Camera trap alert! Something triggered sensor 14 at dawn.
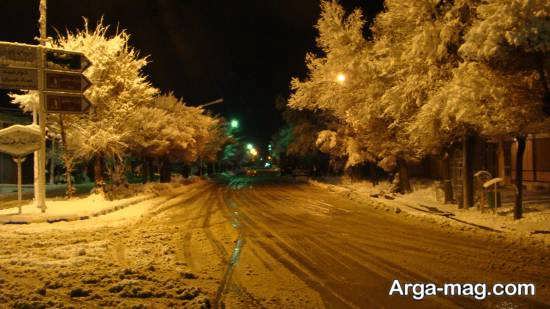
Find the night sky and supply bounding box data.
[0,0,384,146]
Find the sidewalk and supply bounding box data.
[0,193,155,224]
[0,180,204,224]
[0,183,95,210]
[310,178,550,244]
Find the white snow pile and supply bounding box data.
[310,177,550,245]
[0,181,200,224]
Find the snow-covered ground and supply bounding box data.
[0,193,152,224]
[310,177,550,246]
[0,182,195,224]
[0,183,95,210]
[0,177,547,307]
[0,180,216,307]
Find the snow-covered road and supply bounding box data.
[0,177,548,308]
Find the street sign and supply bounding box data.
[0,124,42,157]
[0,67,38,90]
[45,71,91,93]
[44,92,91,114]
[46,49,91,72]
[0,41,91,71]
[0,42,39,68]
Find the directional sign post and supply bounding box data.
[45,92,91,114]
[43,50,93,113]
[0,41,39,68]
[0,1,93,213]
[0,67,38,90]
[45,71,91,93]
[46,49,91,72]
[0,43,92,212]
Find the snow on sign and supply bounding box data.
[0,41,90,72]
[0,42,39,68]
[0,41,93,95]
[46,49,91,72]
[0,67,38,90]
[45,92,91,114]
[45,71,92,93]
[0,124,42,157]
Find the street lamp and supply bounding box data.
[336,73,346,84]
[246,143,254,150]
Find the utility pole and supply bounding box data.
[35,0,47,212]
[198,98,223,108]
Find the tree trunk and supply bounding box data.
[94,155,105,191]
[64,158,75,198]
[441,152,453,204]
[368,163,378,186]
[49,139,55,184]
[538,53,549,116]
[461,134,474,209]
[112,159,127,187]
[160,157,171,183]
[143,158,152,183]
[497,140,506,183]
[514,135,526,219]
[58,115,75,197]
[397,158,412,193]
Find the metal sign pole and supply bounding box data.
[35,0,47,212]
[12,156,26,214]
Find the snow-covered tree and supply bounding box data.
[128,93,226,182]
[54,19,158,189]
[289,1,431,192]
[413,0,549,216]
[288,1,377,166]
[10,19,158,192]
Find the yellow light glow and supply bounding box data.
[336,73,346,84]
[250,148,258,156]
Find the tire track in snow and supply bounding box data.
[211,187,264,309]
[230,189,359,308]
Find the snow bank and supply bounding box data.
[0,181,203,225]
[310,178,550,246]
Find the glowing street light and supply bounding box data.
[230,119,239,129]
[336,73,346,84]
[249,148,258,156]
[246,143,254,150]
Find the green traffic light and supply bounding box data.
[246,143,254,150]
[230,119,239,129]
